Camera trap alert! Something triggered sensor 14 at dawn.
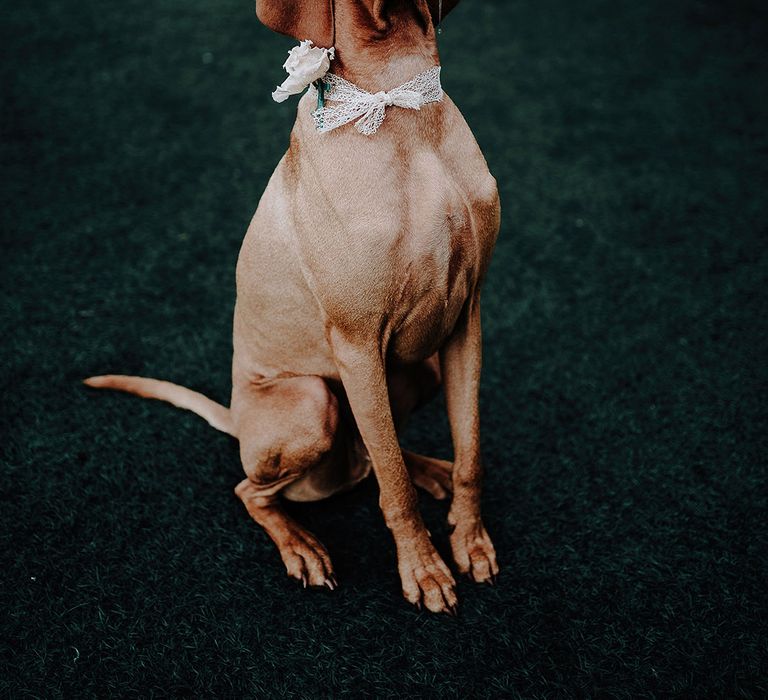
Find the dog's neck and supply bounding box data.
[330,0,440,91]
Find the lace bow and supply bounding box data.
[310,66,443,136]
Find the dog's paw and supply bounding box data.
[278,530,337,590]
[450,520,499,584]
[404,451,453,501]
[398,539,458,614]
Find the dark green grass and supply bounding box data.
[2,0,767,696]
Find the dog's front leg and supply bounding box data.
[330,330,458,614]
[440,291,500,584]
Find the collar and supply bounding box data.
[309,66,443,136]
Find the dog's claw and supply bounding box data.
[324,578,336,591]
[302,574,308,589]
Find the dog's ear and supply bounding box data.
[425,0,460,25]
[256,0,335,47]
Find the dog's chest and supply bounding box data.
[298,146,501,363]
[281,121,500,367]
[388,177,499,362]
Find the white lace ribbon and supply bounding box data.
[310,66,443,136]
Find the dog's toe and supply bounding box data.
[399,544,458,614]
[450,520,499,584]
[421,574,456,613]
[469,549,497,584]
[279,531,336,589]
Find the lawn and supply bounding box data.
[2,0,767,696]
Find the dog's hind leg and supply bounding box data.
[236,481,337,589]
[232,375,341,589]
[388,354,442,430]
[388,357,454,500]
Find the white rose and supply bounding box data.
[271,40,335,103]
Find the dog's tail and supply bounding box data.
[83,375,236,437]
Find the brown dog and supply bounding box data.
[85,0,500,614]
